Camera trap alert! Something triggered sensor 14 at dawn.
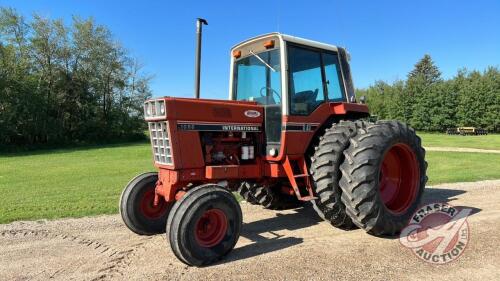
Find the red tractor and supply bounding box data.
[120,29,427,266]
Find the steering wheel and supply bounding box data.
[259,86,281,103]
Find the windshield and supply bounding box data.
[233,49,281,105]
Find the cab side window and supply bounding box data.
[323,53,345,101]
[288,46,325,115]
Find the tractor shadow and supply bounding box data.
[422,188,465,204]
[222,187,482,262]
[381,187,481,240]
[223,205,321,263]
[421,187,481,216]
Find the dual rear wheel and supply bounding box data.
[310,120,427,235]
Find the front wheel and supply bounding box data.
[120,172,172,235]
[339,121,427,236]
[166,184,242,266]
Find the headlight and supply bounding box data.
[158,101,165,115]
[144,99,166,119]
[144,102,152,116]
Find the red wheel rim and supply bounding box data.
[379,143,420,214]
[195,209,228,247]
[139,189,168,219]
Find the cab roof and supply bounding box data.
[231,32,339,53]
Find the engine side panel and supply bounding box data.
[152,97,265,170]
[164,97,263,124]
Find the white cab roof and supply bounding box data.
[231,32,339,52]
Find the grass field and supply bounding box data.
[1,134,500,224]
[419,132,500,150]
[425,151,500,185]
[0,143,153,224]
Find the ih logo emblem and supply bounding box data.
[244,110,261,118]
[399,202,471,264]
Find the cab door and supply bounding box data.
[287,44,347,116]
[287,44,327,116]
[262,50,283,156]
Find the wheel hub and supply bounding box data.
[379,143,420,214]
[140,189,168,219]
[195,209,228,247]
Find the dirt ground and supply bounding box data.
[1,180,499,281]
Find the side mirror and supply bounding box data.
[360,95,367,104]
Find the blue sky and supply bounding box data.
[2,0,499,99]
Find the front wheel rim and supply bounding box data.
[139,189,168,219]
[195,209,228,247]
[379,143,420,214]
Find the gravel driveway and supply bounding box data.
[1,180,499,281]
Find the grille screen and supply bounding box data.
[148,121,172,165]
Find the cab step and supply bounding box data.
[283,156,316,201]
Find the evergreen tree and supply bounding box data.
[355,57,498,133]
[482,67,500,132]
[406,54,443,130]
[407,54,442,86]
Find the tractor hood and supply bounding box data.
[144,97,264,126]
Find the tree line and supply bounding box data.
[356,54,499,132]
[1,7,498,151]
[0,8,152,148]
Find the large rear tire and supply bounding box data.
[166,184,242,266]
[339,121,427,236]
[309,120,367,229]
[120,172,172,235]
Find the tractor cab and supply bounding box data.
[229,33,357,157]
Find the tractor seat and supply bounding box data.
[291,89,319,114]
[292,90,318,104]
[253,95,278,105]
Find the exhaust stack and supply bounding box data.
[194,18,208,99]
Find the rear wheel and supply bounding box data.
[237,181,259,205]
[120,172,172,235]
[167,184,242,266]
[339,121,427,236]
[238,181,302,210]
[309,120,367,229]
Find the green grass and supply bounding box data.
[1,142,499,224]
[418,132,500,150]
[426,151,500,185]
[0,142,153,224]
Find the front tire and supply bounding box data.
[120,172,172,235]
[339,121,427,236]
[166,184,242,266]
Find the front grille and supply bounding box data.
[148,121,173,165]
